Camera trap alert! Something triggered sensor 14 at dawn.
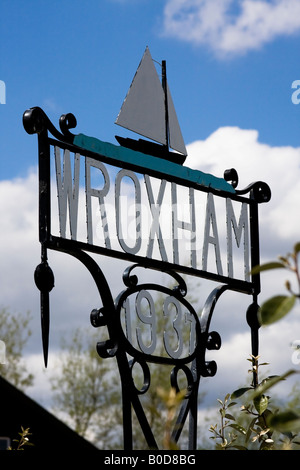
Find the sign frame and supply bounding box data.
[23,106,271,450]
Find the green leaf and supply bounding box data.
[260,375,280,386]
[294,242,300,254]
[259,295,296,325]
[267,411,300,433]
[253,394,268,415]
[245,417,257,443]
[227,401,237,408]
[259,439,274,450]
[257,409,273,429]
[231,387,252,399]
[225,413,235,421]
[229,423,247,435]
[251,262,286,275]
[248,370,297,401]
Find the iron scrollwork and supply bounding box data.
[90,264,222,449]
[23,107,271,449]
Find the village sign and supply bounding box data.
[23,47,271,450]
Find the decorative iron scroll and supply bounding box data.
[23,107,271,449]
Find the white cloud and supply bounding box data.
[0,171,40,313]
[0,169,128,351]
[186,126,300,257]
[162,0,300,57]
[199,304,300,409]
[185,127,300,405]
[43,98,64,115]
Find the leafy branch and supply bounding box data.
[8,426,34,450]
[252,242,300,325]
[209,393,247,450]
[210,356,300,450]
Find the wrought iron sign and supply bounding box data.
[23,47,271,450]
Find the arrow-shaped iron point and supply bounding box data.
[34,260,55,367]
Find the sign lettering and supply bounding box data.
[23,103,271,450]
[120,289,197,360]
[52,146,251,285]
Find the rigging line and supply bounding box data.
[152,57,164,79]
[161,60,170,150]
[152,58,162,66]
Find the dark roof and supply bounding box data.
[0,376,98,451]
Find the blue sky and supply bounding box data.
[1,0,299,180]
[1,0,300,438]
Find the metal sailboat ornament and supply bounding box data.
[115,47,187,164]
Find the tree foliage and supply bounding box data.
[209,359,300,450]
[49,327,122,448]
[252,242,300,325]
[0,307,34,390]
[49,286,204,449]
[208,242,300,450]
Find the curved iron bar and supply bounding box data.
[114,265,204,448]
[122,264,188,297]
[169,284,252,448]
[224,168,271,204]
[44,239,261,450]
[113,264,230,449]
[114,293,200,365]
[199,284,261,386]
[24,107,159,449]
[200,285,231,336]
[236,181,271,204]
[40,246,160,449]
[23,106,77,143]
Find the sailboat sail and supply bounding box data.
[166,84,187,156]
[115,47,187,156]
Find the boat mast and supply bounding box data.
[161,60,170,151]
[115,48,187,163]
